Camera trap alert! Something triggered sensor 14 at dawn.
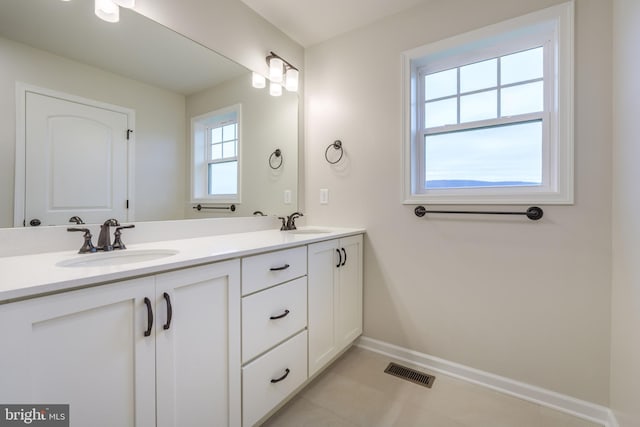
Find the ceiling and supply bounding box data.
[239,0,428,47]
[0,0,247,95]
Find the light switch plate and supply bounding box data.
[320,188,329,204]
[284,190,292,204]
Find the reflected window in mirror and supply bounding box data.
[192,104,242,203]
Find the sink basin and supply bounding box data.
[287,229,331,235]
[57,249,179,268]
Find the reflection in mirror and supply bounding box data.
[0,0,298,229]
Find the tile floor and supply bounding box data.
[261,346,602,427]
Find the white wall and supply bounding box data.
[611,0,640,425]
[0,37,186,228]
[305,0,612,404]
[185,74,299,218]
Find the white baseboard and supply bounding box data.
[356,336,619,427]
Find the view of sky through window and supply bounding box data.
[423,47,544,189]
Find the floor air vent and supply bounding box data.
[384,362,435,388]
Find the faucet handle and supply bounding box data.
[278,217,287,231]
[69,216,85,224]
[67,227,97,254]
[112,224,135,250]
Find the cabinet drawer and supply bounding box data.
[242,277,307,363]
[242,246,307,295]
[242,331,307,427]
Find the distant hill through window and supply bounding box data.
[426,180,540,189]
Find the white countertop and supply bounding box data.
[0,227,364,303]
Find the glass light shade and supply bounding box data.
[269,81,282,97]
[252,72,266,89]
[269,57,284,83]
[95,0,119,22]
[285,68,299,92]
[113,0,135,7]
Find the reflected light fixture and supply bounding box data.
[269,81,282,97]
[95,0,119,23]
[257,51,299,96]
[252,72,266,89]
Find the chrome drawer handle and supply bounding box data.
[269,309,290,320]
[269,264,290,271]
[270,368,290,383]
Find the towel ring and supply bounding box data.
[269,149,283,169]
[325,140,344,164]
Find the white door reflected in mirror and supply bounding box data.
[22,88,131,226]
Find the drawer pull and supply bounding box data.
[163,292,173,330]
[341,247,347,267]
[336,249,342,268]
[143,297,153,337]
[269,309,290,320]
[270,368,290,383]
[269,264,290,271]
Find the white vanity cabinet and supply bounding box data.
[308,234,364,377]
[0,260,241,427]
[241,247,309,427]
[154,261,241,427]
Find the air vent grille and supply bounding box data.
[384,362,435,388]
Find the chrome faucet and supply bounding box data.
[97,218,120,251]
[279,212,303,230]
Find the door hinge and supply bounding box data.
[126,129,134,140]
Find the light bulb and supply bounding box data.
[269,57,284,83]
[252,72,266,89]
[270,81,282,97]
[95,0,119,22]
[113,0,135,7]
[285,68,299,92]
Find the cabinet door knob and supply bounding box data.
[341,248,347,267]
[336,249,342,268]
[163,292,173,330]
[143,297,153,337]
[269,264,290,271]
[269,309,290,320]
[270,368,291,383]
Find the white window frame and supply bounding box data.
[191,104,242,204]
[402,1,574,205]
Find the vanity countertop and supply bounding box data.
[0,227,364,303]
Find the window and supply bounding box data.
[192,105,241,203]
[403,2,574,204]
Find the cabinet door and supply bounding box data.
[307,239,340,377]
[155,260,241,427]
[0,278,156,427]
[336,235,363,348]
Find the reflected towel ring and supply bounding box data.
[269,148,283,169]
[325,140,344,164]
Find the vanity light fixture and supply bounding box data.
[284,67,299,92]
[261,51,299,95]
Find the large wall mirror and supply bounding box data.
[0,0,298,228]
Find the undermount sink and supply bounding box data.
[57,249,179,268]
[287,228,331,235]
